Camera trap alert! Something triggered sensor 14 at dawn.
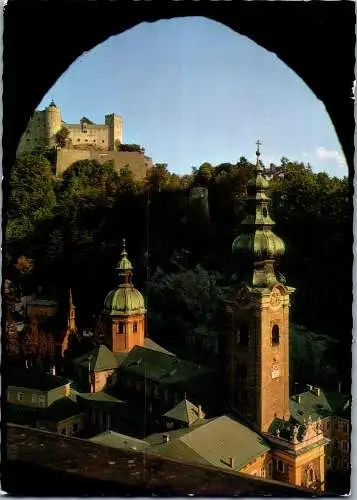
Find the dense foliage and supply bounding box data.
[4,151,352,389]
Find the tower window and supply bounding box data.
[133,322,138,333]
[262,207,268,217]
[237,323,249,346]
[276,459,285,473]
[118,323,124,334]
[272,324,280,345]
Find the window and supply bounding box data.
[118,323,124,334]
[333,439,339,449]
[260,467,265,478]
[262,207,268,217]
[77,138,80,141]
[31,394,37,403]
[341,440,349,452]
[332,456,338,467]
[38,395,46,407]
[17,392,24,402]
[61,428,67,435]
[238,324,249,346]
[327,457,332,467]
[102,140,105,143]
[308,468,314,483]
[267,460,273,478]
[133,322,138,333]
[326,420,330,431]
[342,422,348,434]
[272,324,280,345]
[276,459,285,473]
[343,458,349,471]
[72,423,78,433]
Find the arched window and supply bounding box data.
[272,324,280,345]
[309,468,314,483]
[238,323,249,346]
[118,323,124,334]
[262,207,268,217]
[133,322,138,333]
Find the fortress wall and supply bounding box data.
[56,149,152,180]
[66,124,110,149]
[17,111,48,154]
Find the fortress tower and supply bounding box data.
[105,113,123,150]
[45,100,62,147]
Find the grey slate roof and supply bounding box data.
[290,389,350,424]
[7,397,82,425]
[163,398,202,426]
[147,414,270,472]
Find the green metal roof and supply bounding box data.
[103,286,146,316]
[118,345,212,388]
[89,430,150,452]
[74,345,119,372]
[8,367,69,392]
[232,230,285,261]
[148,414,270,472]
[290,389,350,424]
[163,399,201,426]
[231,145,286,288]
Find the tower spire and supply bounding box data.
[116,237,133,286]
[232,141,285,287]
[68,288,76,330]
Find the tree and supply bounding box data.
[80,117,94,125]
[118,143,144,153]
[7,152,57,241]
[55,127,70,148]
[5,314,21,360]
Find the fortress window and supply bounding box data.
[272,324,280,345]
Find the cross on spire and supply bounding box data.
[122,238,127,256]
[256,139,262,157]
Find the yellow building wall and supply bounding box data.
[240,453,269,477]
[57,413,85,437]
[7,387,48,407]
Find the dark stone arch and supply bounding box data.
[3,1,354,178]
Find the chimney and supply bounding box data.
[163,434,169,444]
[198,404,204,420]
[229,457,234,468]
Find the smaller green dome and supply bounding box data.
[103,287,146,316]
[49,100,57,108]
[247,173,269,190]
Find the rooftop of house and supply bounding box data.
[7,397,81,426]
[89,430,150,452]
[147,414,270,472]
[8,367,70,392]
[163,398,203,426]
[290,388,350,424]
[74,344,119,372]
[118,345,213,389]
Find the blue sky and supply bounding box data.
[39,17,347,178]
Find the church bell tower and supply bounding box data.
[229,142,295,434]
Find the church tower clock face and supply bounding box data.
[236,286,251,308]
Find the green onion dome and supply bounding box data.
[232,230,285,260]
[103,239,146,316]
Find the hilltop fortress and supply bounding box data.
[17,101,152,179]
